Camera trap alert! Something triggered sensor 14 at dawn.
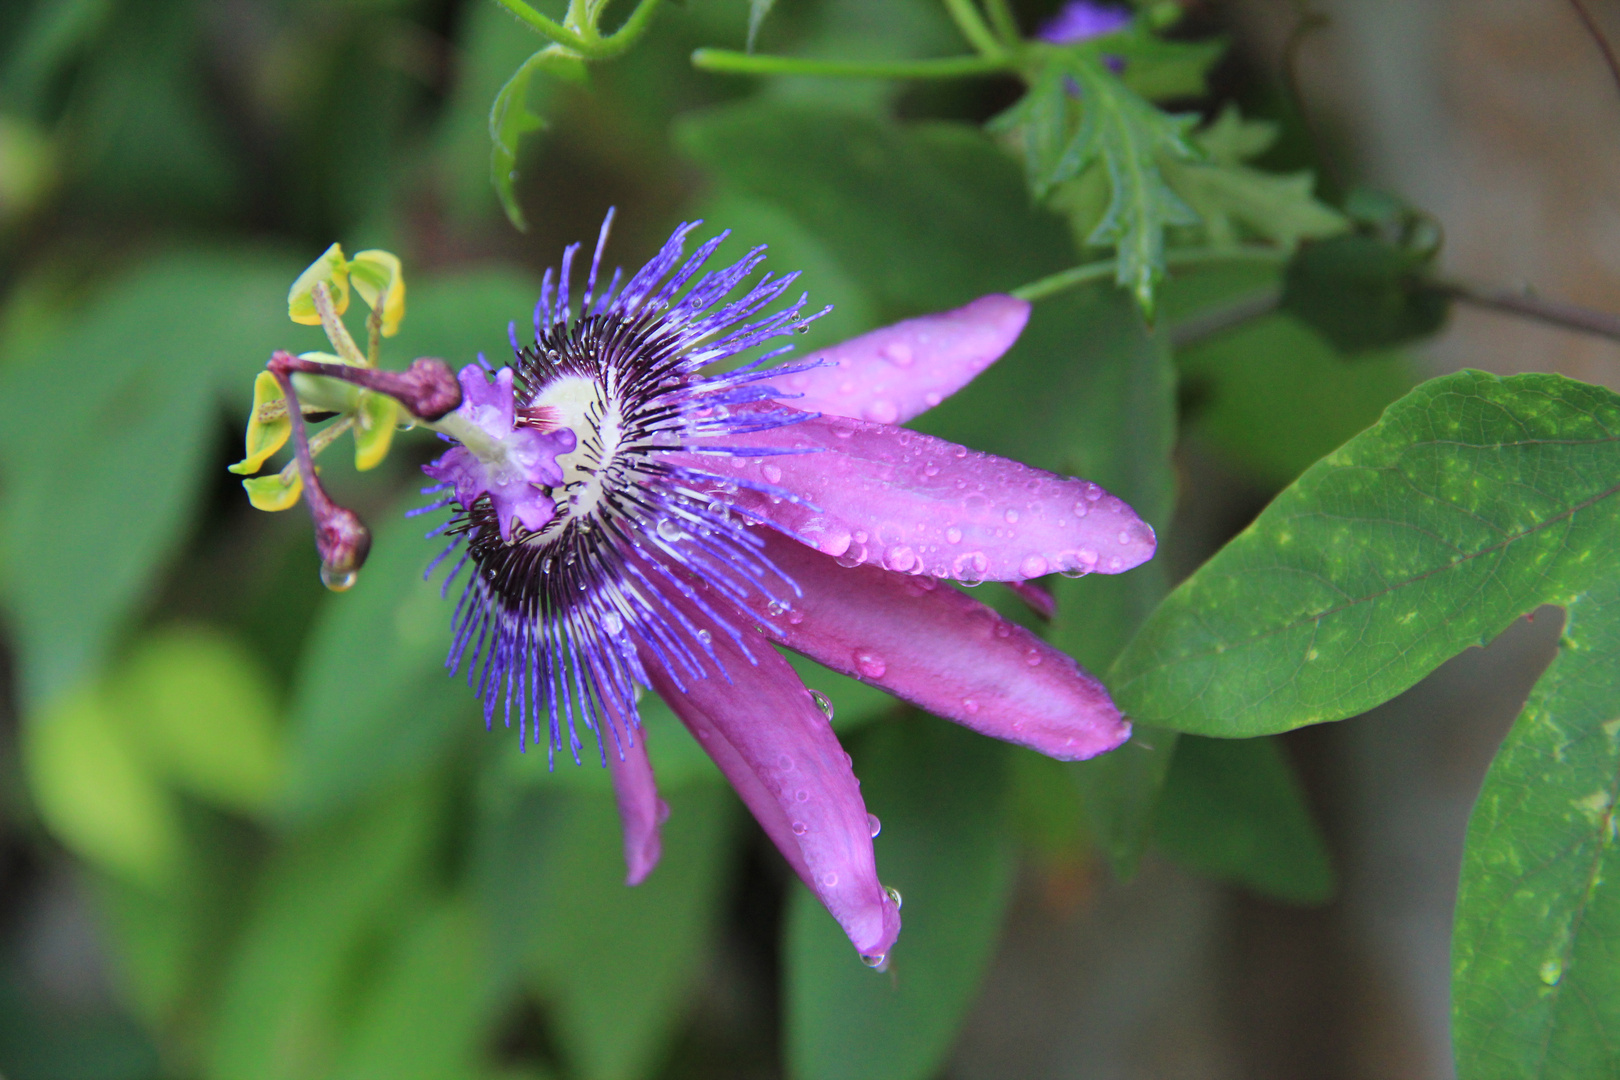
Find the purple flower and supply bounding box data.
[420,213,1155,964]
[1037,1,1133,44]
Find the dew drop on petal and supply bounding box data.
[807,689,835,722]
[763,463,783,483]
[993,621,1011,639]
[853,649,888,678]
[884,546,917,573]
[655,798,672,824]
[1118,531,1131,545]
[601,610,624,635]
[822,871,839,887]
[952,550,988,584]
[865,400,899,424]
[885,885,903,909]
[778,754,795,771]
[818,529,853,558]
[962,697,980,714]
[796,789,810,802]
[656,518,682,541]
[946,526,963,544]
[788,609,805,625]
[792,820,808,835]
[1026,649,1043,667]
[1085,484,1103,502]
[696,629,712,645]
[835,543,866,568]
[883,342,914,367]
[868,813,883,838]
[1005,509,1020,523]
[1020,554,1048,578]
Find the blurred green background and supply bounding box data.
[0,1,1599,1077]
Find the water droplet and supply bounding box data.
[321,565,357,591]
[1025,649,1043,667]
[796,323,810,334]
[860,952,887,969]
[788,609,805,625]
[1020,554,1048,578]
[885,885,903,909]
[1118,531,1131,545]
[923,391,942,407]
[656,798,671,824]
[808,689,835,722]
[884,546,917,573]
[818,529,853,558]
[796,788,810,802]
[853,649,888,678]
[763,463,783,483]
[993,621,1011,639]
[1005,509,1020,523]
[656,518,682,541]
[865,400,900,424]
[1072,500,1089,518]
[882,342,914,367]
[945,526,963,544]
[1085,485,1103,502]
[792,820,808,835]
[601,610,624,635]
[868,813,882,837]
[831,420,857,438]
[696,629,712,645]
[767,599,790,617]
[962,697,980,714]
[835,543,867,568]
[821,871,839,887]
[952,551,988,584]
[1541,958,1564,985]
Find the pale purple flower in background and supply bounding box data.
[415,213,1155,964]
[1037,0,1133,43]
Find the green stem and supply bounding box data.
[1010,245,1291,303]
[489,0,593,52]
[982,0,1021,45]
[691,48,1009,79]
[942,0,1005,58]
[594,0,664,58]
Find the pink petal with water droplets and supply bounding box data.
[767,295,1031,424]
[637,577,900,958]
[746,533,1130,761]
[683,412,1156,582]
[605,713,663,886]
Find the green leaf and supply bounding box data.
[480,784,735,1080]
[1454,579,1620,1079]
[23,686,184,890]
[119,625,286,815]
[328,897,501,1080]
[280,508,476,822]
[0,250,301,711]
[1160,107,1346,250]
[490,47,582,231]
[1152,735,1334,904]
[676,103,1073,317]
[1112,370,1620,738]
[1066,64,1199,314]
[1178,310,1417,489]
[207,774,441,1080]
[785,718,1016,1080]
[1281,234,1449,353]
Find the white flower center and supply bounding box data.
[532,374,626,525]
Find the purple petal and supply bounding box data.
[637,574,900,959]
[745,532,1130,761]
[767,295,1030,424]
[1037,1,1132,43]
[684,413,1156,582]
[606,714,664,886]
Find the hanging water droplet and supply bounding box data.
[807,689,834,722]
[321,565,357,592]
[885,885,903,909]
[860,952,888,969]
[868,813,882,838]
[1020,554,1048,579]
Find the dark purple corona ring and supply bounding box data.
[415,212,1155,962]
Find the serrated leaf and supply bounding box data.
[785,718,1016,1080]
[1110,34,1226,101]
[1453,578,1620,1079]
[1050,63,1198,314]
[1111,370,1620,738]
[1160,156,1346,249]
[986,65,1077,197]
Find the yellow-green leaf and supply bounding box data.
[243,468,302,512]
[227,370,290,475]
[348,250,406,338]
[119,626,285,814]
[288,243,350,326]
[23,687,184,889]
[353,390,398,472]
